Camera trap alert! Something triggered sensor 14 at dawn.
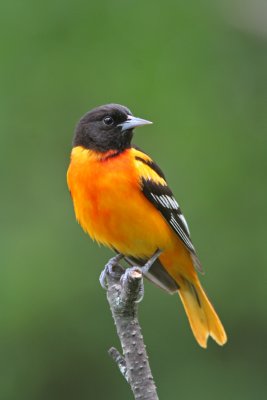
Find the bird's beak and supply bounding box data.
[119,115,153,132]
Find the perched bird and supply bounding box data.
[67,103,227,348]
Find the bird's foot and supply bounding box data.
[99,254,124,289]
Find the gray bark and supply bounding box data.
[105,263,159,400]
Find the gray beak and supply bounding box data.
[119,115,153,132]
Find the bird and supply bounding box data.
[67,103,227,348]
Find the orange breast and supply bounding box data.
[67,146,175,258]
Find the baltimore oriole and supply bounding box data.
[67,103,227,348]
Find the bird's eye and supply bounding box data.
[103,116,114,126]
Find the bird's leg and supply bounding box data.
[141,249,162,274]
[99,254,124,289]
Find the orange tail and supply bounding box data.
[178,277,227,348]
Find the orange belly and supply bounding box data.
[67,146,176,258]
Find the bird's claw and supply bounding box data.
[99,254,124,289]
[99,249,162,291]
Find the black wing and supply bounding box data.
[134,152,203,273]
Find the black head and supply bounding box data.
[73,103,152,152]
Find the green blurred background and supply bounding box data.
[1,0,267,399]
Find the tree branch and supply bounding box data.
[105,263,159,400]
